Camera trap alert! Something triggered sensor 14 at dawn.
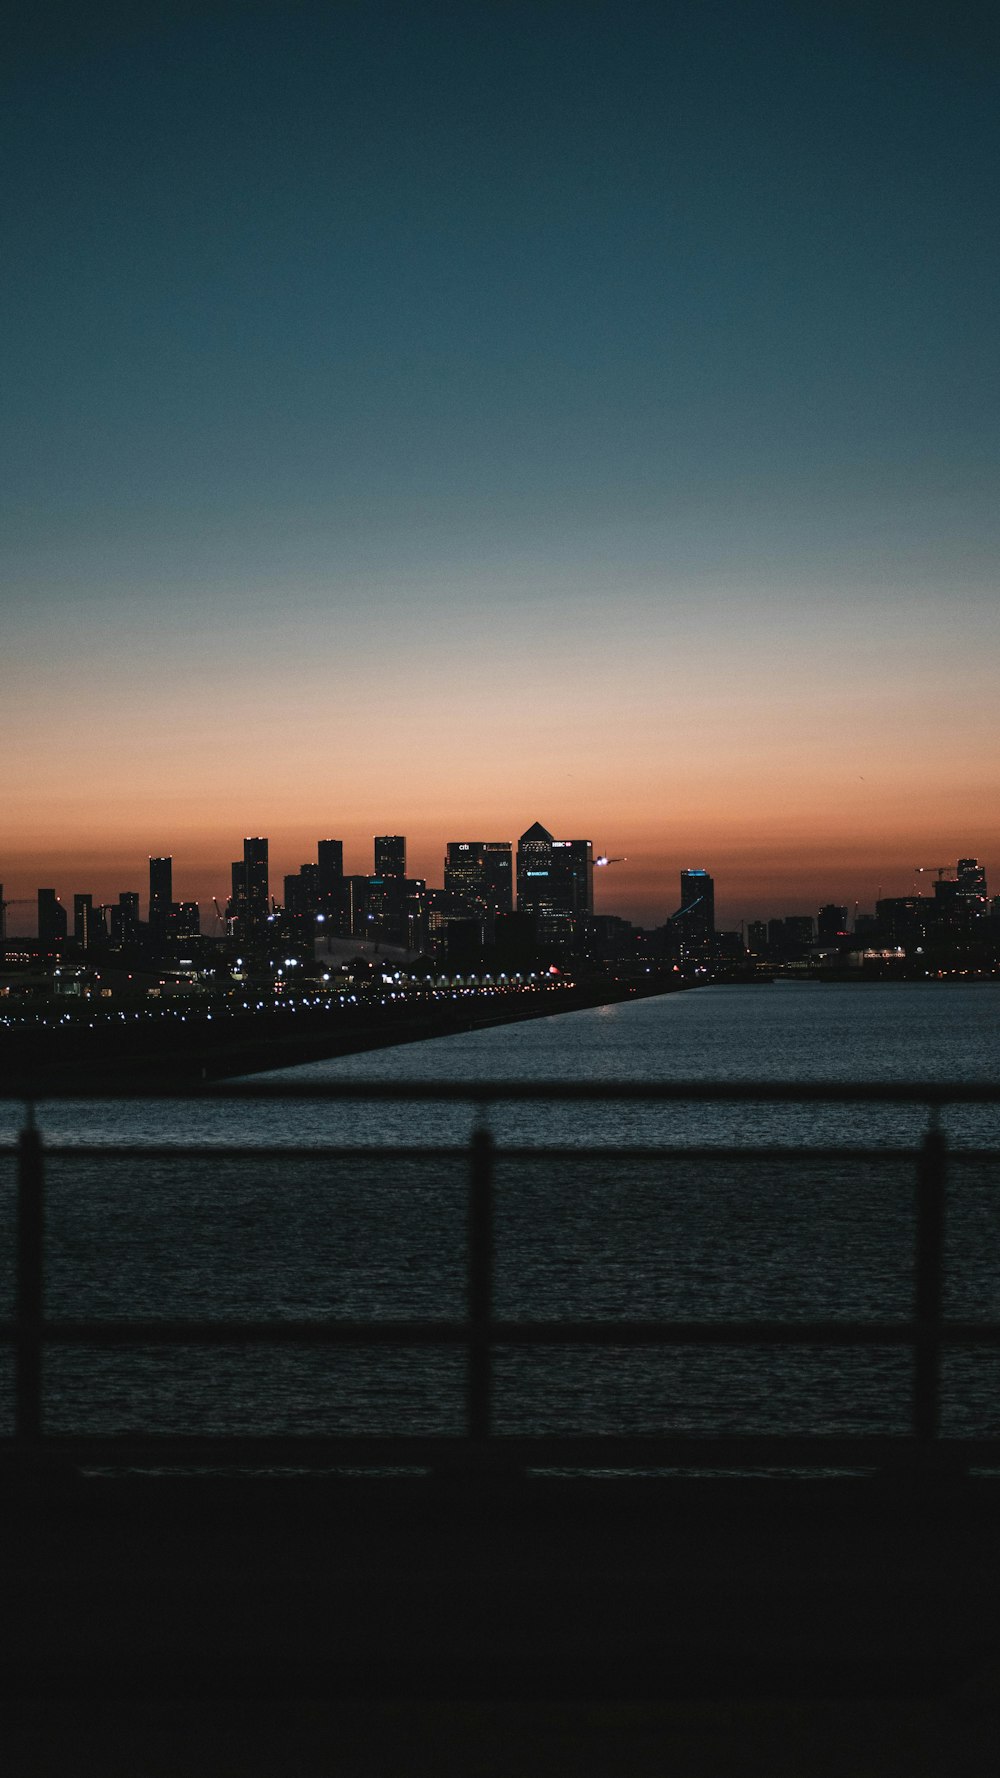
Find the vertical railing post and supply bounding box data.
[913,1117,946,1450]
[16,1106,45,1448]
[467,1123,494,1445]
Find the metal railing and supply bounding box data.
[2,1080,1000,1475]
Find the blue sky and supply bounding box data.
[3,1,998,921]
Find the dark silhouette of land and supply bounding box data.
[0,971,692,1093]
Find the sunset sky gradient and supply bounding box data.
[3,1,998,929]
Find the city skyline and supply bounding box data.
[3,4,998,920]
[1,820,993,938]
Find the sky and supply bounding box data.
[2,0,998,930]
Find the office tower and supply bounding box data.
[784,915,815,946]
[934,859,987,934]
[174,902,200,938]
[762,915,813,964]
[747,920,768,955]
[228,859,248,932]
[678,870,715,955]
[767,917,787,954]
[115,892,140,947]
[516,823,554,931]
[817,904,849,942]
[875,896,928,945]
[316,840,346,934]
[243,837,269,927]
[73,893,96,950]
[374,835,406,879]
[957,858,988,900]
[283,873,311,916]
[551,839,593,919]
[516,823,593,944]
[483,841,514,914]
[148,856,173,933]
[284,866,320,918]
[444,841,514,917]
[299,863,320,909]
[342,875,372,939]
[37,888,68,950]
[445,842,485,902]
[317,840,344,897]
[517,822,553,893]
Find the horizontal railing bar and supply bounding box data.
[0,1143,936,1163]
[934,1322,1000,1343]
[3,1317,1000,1348]
[5,1080,1000,1104]
[5,1433,1000,1467]
[0,1147,996,1176]
[936,1151,1000,1165]
[21,1319,469,1347]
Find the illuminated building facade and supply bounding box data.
[73,892,97,950]
[444,842,514,919]
[516,823,593,946]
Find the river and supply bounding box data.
[1,980,998,1451]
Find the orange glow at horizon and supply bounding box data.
[4,570,997,932]
[4,819,996,937]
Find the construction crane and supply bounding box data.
[594,855,627,867]
[212,897,228,934]
[914,865,954,881]
[0,897,35,943]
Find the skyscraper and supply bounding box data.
[957,858,988,900]
[677,870,715,956]
[243,837,269,929]
[113,892,140,948]
[317,840,344,897]
[483,841,514,914]
[37,888,67,950]
[817,904,849,942]
[73,892,96,950]
[444,841,514,918]
[283,865,319,918]
[516,823,593,945]
[550,839,593,922]
[374,835,406,879]
[316,839,346,934]
[228,859,248,934]
[148,855,172,936]
[174,902,200,938]
[299,863,320,909]
[516,822,555,919]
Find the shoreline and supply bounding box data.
[1,971,695,1097]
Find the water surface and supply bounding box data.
[1,982,998,1451]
